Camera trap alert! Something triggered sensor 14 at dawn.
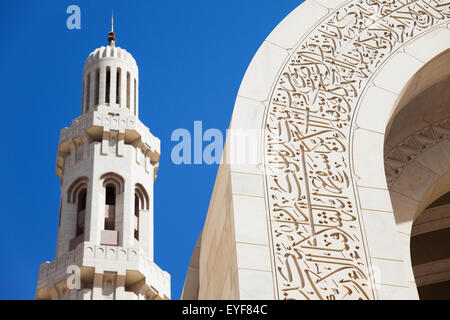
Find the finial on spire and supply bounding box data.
[108,11,116,46]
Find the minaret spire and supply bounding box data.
[108,11,116,46]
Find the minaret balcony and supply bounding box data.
[58,107,160,156]
[105,205,115,219]
[56,107,160,179]
[36,242,171,300]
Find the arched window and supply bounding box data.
[100,172,124,193]
[76,188,87,236]
[116,68,121,104]
[134,184,149,241]
[134,195,139,240]
[105,66,111,105]
[67,177,89,251]
[104,184,116,231]
[81,79,85,114]
[126,72,131,109]
[94,68,100,106]
[86,73,91,112]
[135,183,149,211]
[67,177,89,204]
[134,78,137,115]
[100,172,124,234]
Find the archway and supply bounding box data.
[185,0,450,300]
[383,69,450,299]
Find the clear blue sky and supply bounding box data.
[0,0,302,299]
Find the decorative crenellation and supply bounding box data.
[56,137,91,177]
[385,117,450,186]
[57,136,158,179]
[264,0,449,300]
[61,113,94,142]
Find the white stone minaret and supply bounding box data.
[36,17,170,300]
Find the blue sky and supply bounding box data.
[0,0,302,299]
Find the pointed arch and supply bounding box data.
[100,172,124,232]
[135,183,149,211]
[134,183,149,241]
[67,177,89,203]
[100,172,124,193]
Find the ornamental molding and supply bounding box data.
[385,117,450,187]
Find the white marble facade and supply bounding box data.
[182,0,450,300]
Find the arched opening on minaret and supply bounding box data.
[76,188,87,237]
[134,184,149,241]
[105,66,111,105]
[100,173,123,247]
[66,177,89,251]
[135,184,149,210]
[81,79,85,114]
[94,68,100,106]
[134,78,137,115]
[105,184,116,231]
[116,68,121,104]
[126,72,131,109]
[86,73,91,112]
[134,195,140,240]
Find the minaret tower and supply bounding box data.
[36,17,170,300]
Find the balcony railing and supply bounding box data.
[105,205,115,219]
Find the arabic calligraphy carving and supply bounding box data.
[264,0,449,300]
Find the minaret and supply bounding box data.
[35,17,170,300]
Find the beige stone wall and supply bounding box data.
[198,163,238,299]
[183,136,276,299]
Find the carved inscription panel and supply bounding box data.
[263,0,449,300]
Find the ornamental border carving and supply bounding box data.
[262,0,449,300]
